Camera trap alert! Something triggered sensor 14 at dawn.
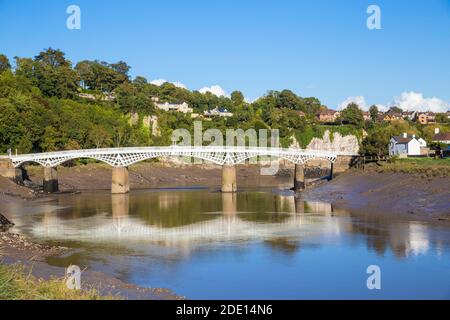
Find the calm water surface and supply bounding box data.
[5,188,450,299]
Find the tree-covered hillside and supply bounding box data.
[0,48,448,156]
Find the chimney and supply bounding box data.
[403,132,407,138]
[412,134,416,139]
[435,128,440,134]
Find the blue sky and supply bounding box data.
[1,0,449,111]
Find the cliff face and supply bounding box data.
[291,130,359,154]
[128,113,161,137]
[307,130,359,154]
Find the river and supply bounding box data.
[4,187,450,299]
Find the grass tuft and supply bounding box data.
[0,262,119,300]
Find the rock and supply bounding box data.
[290,130,359,154]
[307,130,360,154]
[0,213,14,231]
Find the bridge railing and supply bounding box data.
[8,145,356,159]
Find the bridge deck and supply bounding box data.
[7,146,356,168]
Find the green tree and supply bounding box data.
[300,97,322,115]
[339,103,365,127]
[15,48,78,98]
[278,89,300,110]
[0,54,11,73]
[76,60,130,93]
[88,125,112,148]
[230,91,244,106]
[34,48,71,68]
[369,105,379,122]
[133,76,148,87]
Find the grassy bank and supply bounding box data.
[371,158,450,177]
[0,263,117,300]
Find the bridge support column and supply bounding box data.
[112,166,130,194]
[221,165,237,193]
[294,164,305,191]
[43,167,59,193]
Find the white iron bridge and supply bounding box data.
[7,146,353,168]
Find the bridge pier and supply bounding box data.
[328,163,334,181]
[294,164,305,191]
[221,165,237,193]
[112,166,130,194]
[43,167,59,193]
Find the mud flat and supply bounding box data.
[23,162,293,191]
[0,230,183,300]
[302,169,450,225]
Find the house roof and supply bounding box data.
[385,113,402,118]
[318,109,337,116]
[433,132,450,141]
[392,134,422,144]
[392,136,412,144]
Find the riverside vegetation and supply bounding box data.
[0,262,117,300]
[371,158,450,177]
[0,48,449,156]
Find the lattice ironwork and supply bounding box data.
[9,146,349,168]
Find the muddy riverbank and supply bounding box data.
[302,169,450,225]
[23,162,293,191]
[0,230,183,300]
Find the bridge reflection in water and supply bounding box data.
[25,189,439,260]
[32,191,337,244]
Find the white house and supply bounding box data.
[155,102,193,114]
[204,107,233,118]
[389,133,427,157]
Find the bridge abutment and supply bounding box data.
[43,167,59,193]
[221,165,237,193]
[333,156,357,173]
[112,166,130,194]
[294,164,305,191]
[0,158,23,183]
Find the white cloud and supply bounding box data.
[393,91,450,113]
[199,85,228,97]
[150,79,187,89]
[337,91,449,112]
[172,81,187,89]
[338,96,367,110]
[150,79,166,86]
[337,96,386,111]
